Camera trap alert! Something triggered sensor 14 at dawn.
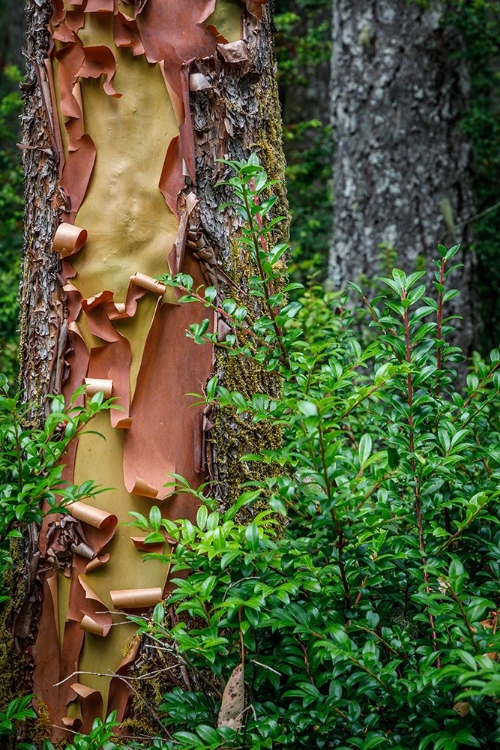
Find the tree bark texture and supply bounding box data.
[2,0,286,743]
[330,0,478,355]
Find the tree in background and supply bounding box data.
[329,0,478,356]
[0,0,25,72]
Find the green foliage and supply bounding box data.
[23,712,134,750]
[0,380,114,600]
[0,382,115,746]
[0,694,36,737]
[126,158,500,749]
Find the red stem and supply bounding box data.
[435,258,445,396]
[403,294,441,666]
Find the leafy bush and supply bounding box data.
[24,712,125,750]
[124,157,500,749]
[14,157,500,748]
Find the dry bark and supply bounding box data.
[330,0,478,356]
[19,0,65,409]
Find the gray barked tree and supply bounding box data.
[1,0,286,742]
[329,0,479,356]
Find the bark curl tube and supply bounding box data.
[29,0,267,739]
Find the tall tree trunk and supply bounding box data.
[329,0,478,356]
[0,0,286,743]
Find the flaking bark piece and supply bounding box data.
[217,663,245,730]
[85,0,120,12]
[80,45,121,98]
[244,0,267,20]
[51,0,65,25]
[135,0,217,65]
[217,41,248,64]
[60,132,96,220]
[114,12,145,56]
[65,10,86,33]
[69,683,104,734]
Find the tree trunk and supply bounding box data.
[329,0,478,356]
[1,0,286,743]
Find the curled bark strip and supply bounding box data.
[131,536,166,554]
[84,377,113,397]
[110,588,164,610]
[79,577,113,637]
[218,663,245,730]
[52,222,87,257]
[69,682,104,734]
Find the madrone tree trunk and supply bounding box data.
[330,0,478,356]
[0,0,286,743]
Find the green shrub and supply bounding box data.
[124,157,500,749]
[0,65,23,383]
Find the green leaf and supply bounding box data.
[245,523,260,551]
[448,558,467,593]
[453,729,480,747]
[358,434,372,466]
[196,505,208,529]
[149,505,162,532]
[152,602,164,624]
[297,401,318,417]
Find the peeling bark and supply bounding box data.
[4,1,287,742]
[330,0,478,355]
